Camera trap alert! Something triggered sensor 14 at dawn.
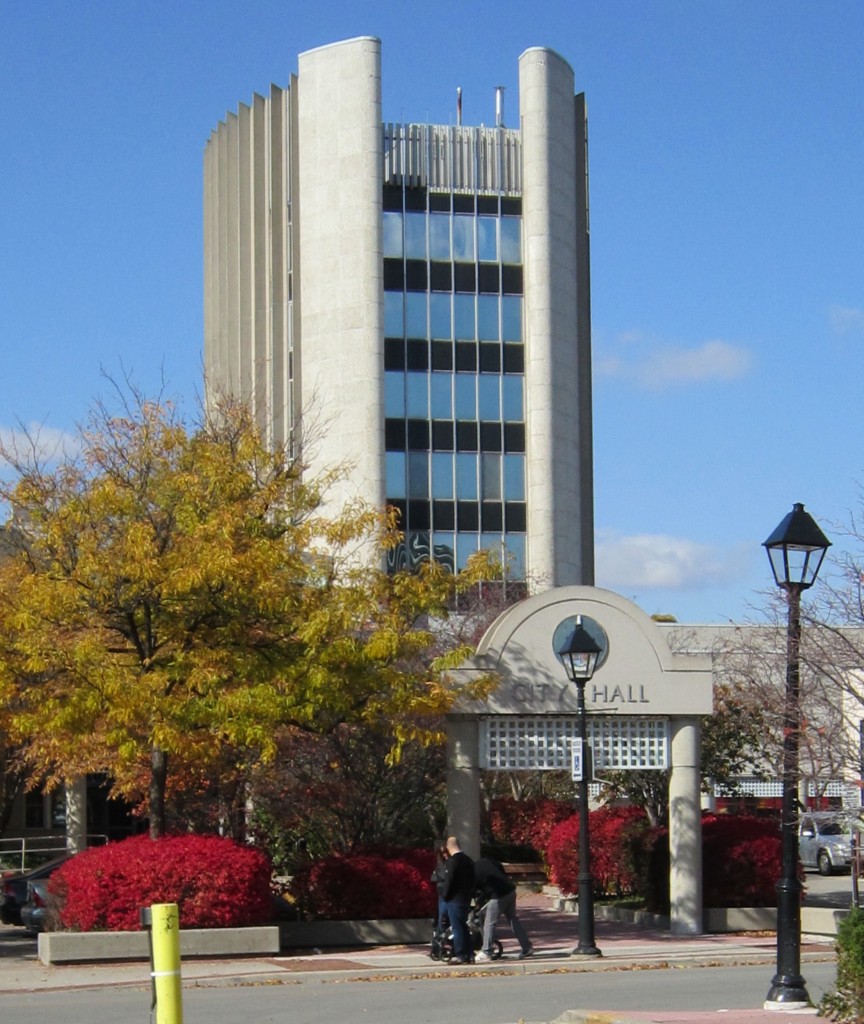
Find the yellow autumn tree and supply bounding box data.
[0,389,496,837]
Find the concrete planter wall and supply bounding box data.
[37,919,433,965]
[706,905,847,937]
[38,925,280,965]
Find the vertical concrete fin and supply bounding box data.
[519,48,593,588]
[296,37,385,524]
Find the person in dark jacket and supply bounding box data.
[430,844,450,933]
[441,836,475,963]
[473,856,533,961]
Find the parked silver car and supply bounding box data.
[799,813,854,875]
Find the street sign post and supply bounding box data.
[572,738,583,782]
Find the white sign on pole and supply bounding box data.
[571,738,584,782]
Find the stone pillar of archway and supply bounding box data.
[668,717,703,935]
[445,718,481,858]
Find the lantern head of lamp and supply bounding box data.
[763,502,831,591]
[558,616,602,684]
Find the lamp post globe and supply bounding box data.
[557,616,602,958]
[762,503,830,1009]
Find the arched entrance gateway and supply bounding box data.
[445,586,714,936]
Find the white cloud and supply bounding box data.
[0,423,79,466]
[829,305,864,336]
[596,336,752,391]
[595,530,746,590]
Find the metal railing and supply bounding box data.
[0,834,108,872]
[383,122,522,195]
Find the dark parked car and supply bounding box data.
[0,856,69,926]
[20,879,52,934]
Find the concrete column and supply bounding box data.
[668,717,703,935]
[445,718,481,859]
[519,48,593,588]
[65,777,88,855]
[297,37,385,525]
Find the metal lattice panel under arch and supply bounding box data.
[480,716,670,771]
[714,778,849,798]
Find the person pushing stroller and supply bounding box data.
[429,844,450,960]
[473,855,533,961]
[440,836,475,963]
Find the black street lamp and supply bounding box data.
[558,616,603,958]
[763,502,830,1008]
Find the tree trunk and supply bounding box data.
[149,747,168,839]
[0,754,25,834]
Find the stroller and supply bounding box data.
[429,898,504,961]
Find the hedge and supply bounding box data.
[630,813,784,912]
[288,848,437,920]
[486,797,574,856]
[49,833,273,931]
[700,814,783,907]
[546,806,647,898]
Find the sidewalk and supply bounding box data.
[0,892,835,1023]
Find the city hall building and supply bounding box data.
[203,36,594,587]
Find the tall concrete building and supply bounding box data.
[204,37,593,587]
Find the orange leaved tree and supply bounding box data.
[0,388,497,837]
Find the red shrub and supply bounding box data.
[50,834,273,931]
[487,797,573,853]
[546,806,647,897]
[629,823,669,914]
[289,849,436,920]
[701,814,782,908]
[630,813,784,911]
[546,816,580,895]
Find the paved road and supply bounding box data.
[803,868,858,908]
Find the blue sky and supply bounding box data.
[2,1,862,624]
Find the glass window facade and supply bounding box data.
[383,187,526,577]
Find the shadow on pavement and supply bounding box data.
[0,925,38,961]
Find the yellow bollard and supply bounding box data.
[150,902,183,1024]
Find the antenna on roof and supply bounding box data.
[456,86,462,126]
[495,86,505,127]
